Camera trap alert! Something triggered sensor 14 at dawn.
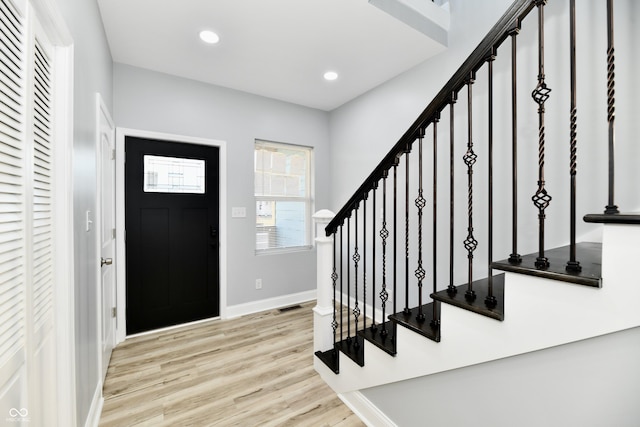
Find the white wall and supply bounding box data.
[52,0,113,423]
[113,64,331,307]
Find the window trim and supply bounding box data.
[254,139,314,255]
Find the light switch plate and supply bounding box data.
[232,207,247,218]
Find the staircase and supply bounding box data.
[313,0,639,425]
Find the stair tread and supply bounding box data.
[315,349,339,374]
[584,213,640,224]
[336,336,365,367]
[492,242,602,287]
[359,321,397,356]
[432,274,505,321]
[389,302,441,342]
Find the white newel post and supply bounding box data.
[313,209,335,353]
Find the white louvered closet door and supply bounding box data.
[0,0,58,423]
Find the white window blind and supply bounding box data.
[0,0,26,385]
[254,140,313,253]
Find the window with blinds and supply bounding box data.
[254,140,313,253]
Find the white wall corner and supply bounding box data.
[368,0,449,46]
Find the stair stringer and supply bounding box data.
[315,223,640,394]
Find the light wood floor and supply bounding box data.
[99,302,364,427]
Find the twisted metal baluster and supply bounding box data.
[566,0,582,272]
[415,128,427,322]
[431,115,440,327]
[448,92,458,295]
[379,171,390,339]
[509,25,522,265]
[353,205,361,350]
[486,49,498,308]
[604,0,619,215]
[463,73,478,302]
[531,0,552,269]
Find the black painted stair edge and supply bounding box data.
[492,242,602,288]
[432,274,505,321]
[359,321,397,356]
[389,302,441,342]
[584,213,640,224]
[315,348,339,374]
[336,336,365,367]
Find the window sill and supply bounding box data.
[255,245,314,256]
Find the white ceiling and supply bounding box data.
[97,0,447,111]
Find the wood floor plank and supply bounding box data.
[99,302,364,427]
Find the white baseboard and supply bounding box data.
[338,391,397,427]
[224,290,316,319]
[85,383,103,427]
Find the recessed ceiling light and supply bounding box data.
[199,30,220,44]
[323,71,338,81]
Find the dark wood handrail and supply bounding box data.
[326,0,537,236]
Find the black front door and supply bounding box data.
[125,136,219,334]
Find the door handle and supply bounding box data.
[101,257,113,267]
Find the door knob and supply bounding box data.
[101,257,113,267]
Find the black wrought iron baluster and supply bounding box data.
[486,49,497,308]
[431,115,440,327]
[331,233,339,357]
[393,155,400,317]
[566,0,582,272]
[448,93,457,295]
[339,224,344,343]
[371,183,378,333]
[531,0,552,269]
[604,0,619,215]
[509,24,522,265]
[404,145,411,316]
[415,128,427,322]
[353,205,361,350]
[363,194,368,333]
[346,214,352,345]
[380,171,390,338]
[463,72,478,302]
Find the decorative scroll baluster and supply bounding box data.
[566,0,582,272]
[404,146,411,316]
[346,215,352,345]
[415,128,427,322]
[509,25,522,265]
[339,224,344,343]
[531,0,552,269]
[463,73,478,302]
[379,171,390,338]
[448,93,457,295]
[331,233,339,356]
[486,49,498,308]
[431,115,440,327]
[352,205,361,350]
[604,0,619,215]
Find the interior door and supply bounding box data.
[98,97,116,381]
[125,136,220,334]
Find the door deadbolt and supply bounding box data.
[101,257,113,267]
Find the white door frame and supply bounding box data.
[115,128,228,344]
